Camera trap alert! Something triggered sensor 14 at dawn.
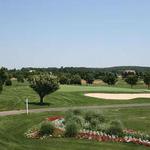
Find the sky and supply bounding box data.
[0,0,150,69]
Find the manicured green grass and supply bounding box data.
[0,107,150,150]
[0,81,150,111]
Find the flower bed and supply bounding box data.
[25,112,150,147]
[47,116,64,121]
[77,129,150,147]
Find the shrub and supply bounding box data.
[72,115,85,129]
[5,79,12,86]
[84,111,105,130]
[64,110,74,122]
[65,121,78,137]
[40,121,55,135]
[106,120,123,136]
[84,111,105,123]
[89,118,101,130]
[97,123,111,132]
[65,111,85,129]
[72,109,83,115]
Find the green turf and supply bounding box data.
[0,107,150,150]
[0,81,150,111]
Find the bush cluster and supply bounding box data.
[5,79,12,86]
[106,120,124,136]
[64,110,124,137]
[40,121,55,135]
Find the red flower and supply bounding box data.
[47,116,63,121]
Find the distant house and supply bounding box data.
[122,70,136,78]
[124,70,136,74]
[29,70,35,73]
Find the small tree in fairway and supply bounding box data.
[0,67,8,85]
[0,82,2,94]
[84,73,95,84]
[102,73,118,86]
[29,74,59,105]
[143,72,150,89]
[125,75,138,88]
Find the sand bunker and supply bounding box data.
[84,93,150,100]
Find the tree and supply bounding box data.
[59,74,70,85]
[0,67,8,85]
[70,74,81,85]
[0,82,2,94]
[125,75,138,88]
[16,74,24,83]
[29,74,59,104]
[84,73,95,84]
[102,73,118,85]
[5,79,12,86]
[143,72,150,89]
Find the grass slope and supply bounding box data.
[0,107,150,150]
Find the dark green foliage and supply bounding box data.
[84,111,105,130]
[29,74,59,104]
[0,82,2,93]
[5,79,12,86]
[0,67,8,85]
[72,109,83,116]
[16,74,24,83]
[65,110,84,129]
[102,73,118,85]
[70,74,81,85]
[106,120,123,136]
[85,111,105,123]
[59,74,70,84]
[125,75,138,88]
[143,72,150,89]
[40,121,55,135]
[84,73,95,84]
[65,121,78,137]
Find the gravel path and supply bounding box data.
[0,103,150,116]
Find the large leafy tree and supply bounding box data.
[70,74,81,85]
[84,73,95,84]
[143,72,150,89]
[125,75,138,88]
[0,67,8,85]
[102,73,118,85]
[59,74,70,85]
[0,82,2,94]
[29,74,59,104]
[0,67,9,93]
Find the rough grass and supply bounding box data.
[0,107,150,150]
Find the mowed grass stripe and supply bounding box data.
[0,83,150,111]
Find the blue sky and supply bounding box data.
[0,0,150,69]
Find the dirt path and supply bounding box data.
[0,103,150,116]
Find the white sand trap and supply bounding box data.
[85,93,150,100]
